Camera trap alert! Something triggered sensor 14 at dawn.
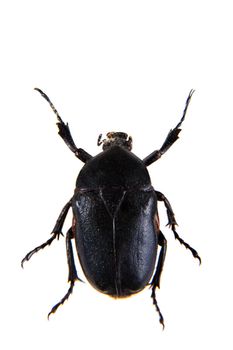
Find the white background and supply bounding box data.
[1,0,232,349]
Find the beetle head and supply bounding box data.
[97,132,132,151]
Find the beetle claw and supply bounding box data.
[166,217,178,227]
[54,231,64,240]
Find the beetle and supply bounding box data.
[22,88,201,328]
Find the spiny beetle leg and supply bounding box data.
[21,199,72,268]
[151,287,165,329]
[66,228,83,284]
[51,199,72,234]
[48,228,81,318]
[156,191,177,226]
[150,231,167,329]
[21,231,62,268]
[150,231,167,290]
[156,190,201,264]
[48,280,75,319]
[171,225,201,264]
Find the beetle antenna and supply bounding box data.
[175,89,195,129]
[34,88,63,123]
[97,133,103,146]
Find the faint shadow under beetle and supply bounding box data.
[22,88,201,328]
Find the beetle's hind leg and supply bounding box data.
[48,227,82,318]
[150,230,167,329]
[156,190,201,264]
[21,199,72,267]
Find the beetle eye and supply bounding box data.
[127,136,133,151]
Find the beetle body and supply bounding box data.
[22,89,200,327]
[74,145,157,297]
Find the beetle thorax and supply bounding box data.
[98,132,133,151]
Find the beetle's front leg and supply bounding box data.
[21,199,72,267]
[48,227,82,318]
[34,88,92,163]
[156,190,201,264]
[143,90,194,167]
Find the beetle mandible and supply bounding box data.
[22,88,201,328]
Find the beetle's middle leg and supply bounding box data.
[47,227,81,318]
[21,199,72,267]
[150,230,167,329]
[156,190,201,264]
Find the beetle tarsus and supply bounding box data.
[21,199,73,268]
[34,87,92,163]
[143,90,195,167]
[149,231,166,328]
[48,280,75,319]
[151,287,165,329]
[172,226,201,264]
[21,231,62,268]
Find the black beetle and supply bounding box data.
[22,89,201,328]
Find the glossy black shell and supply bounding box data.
[72,145,158,297]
